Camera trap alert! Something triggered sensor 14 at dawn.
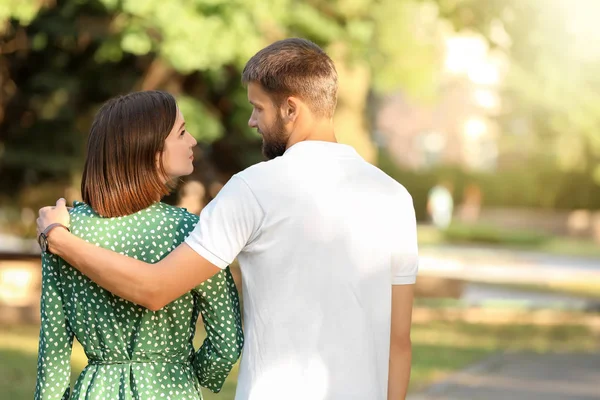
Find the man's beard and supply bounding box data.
[259,114,288,160]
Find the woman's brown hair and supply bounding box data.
[81,91,177,217]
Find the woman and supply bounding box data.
[34,91,243,399]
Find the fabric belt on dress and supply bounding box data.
[88,359,191,367]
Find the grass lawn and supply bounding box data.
[2,320,598,399]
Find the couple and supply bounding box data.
[36,38,419,400]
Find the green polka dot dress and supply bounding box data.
[34,201,244,399]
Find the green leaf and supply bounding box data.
[0,1,42,26]
[121,29,152,55]
[176,96,224,143]
[94,40,124,63]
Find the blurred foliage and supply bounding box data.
[379,151,600,220]
[3,0,600,219]
[442,223,550,247]
[438,0,600,183]
[0,0,443,214]
[418,224,600,258]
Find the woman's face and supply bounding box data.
[161,109,197,181]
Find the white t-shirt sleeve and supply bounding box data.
[392,192,419,285]
[185,175,263,269]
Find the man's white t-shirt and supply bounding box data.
[186,141,418,400]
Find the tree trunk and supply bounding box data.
[329,43,377,164]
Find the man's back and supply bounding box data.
[202,141,418,400]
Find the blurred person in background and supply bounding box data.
[34,91,243,399]
[37,38,418,400]
[458,183,483,224]
[427,181,454,230]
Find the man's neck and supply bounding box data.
[287,118,336,149]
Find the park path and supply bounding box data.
[408,352,600,400]
[419,245,600,286]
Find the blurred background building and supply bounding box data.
[378,32,505,172]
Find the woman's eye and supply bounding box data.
[180,130,186,137]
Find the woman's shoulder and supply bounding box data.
[152,203,199,236]
[69,201,98,219]
[68,201,199,230]
[69,201,196,217]
[155,202,199,223]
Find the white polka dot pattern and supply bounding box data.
[34,201,244,399]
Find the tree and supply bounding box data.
[0,0,443,216]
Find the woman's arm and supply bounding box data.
[47,228,221,310]
[34,254,74,400]
[192,267,244,392]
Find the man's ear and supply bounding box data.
[282,96,300,122]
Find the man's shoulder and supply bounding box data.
[240,157,285,175]
[233,157,287,187]
[361,162,413,200]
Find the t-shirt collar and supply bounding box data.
[283,140,359,158]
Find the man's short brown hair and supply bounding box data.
[242,38,338,118]
[81,91,176,217]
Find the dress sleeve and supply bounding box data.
[34,254,74,400]
[192,266,244,392]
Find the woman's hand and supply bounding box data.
[37,198,71,236]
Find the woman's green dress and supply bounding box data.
[34,202,243,399]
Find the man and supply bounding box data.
[38,38,418,400]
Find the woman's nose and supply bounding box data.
[189,133,198,147]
